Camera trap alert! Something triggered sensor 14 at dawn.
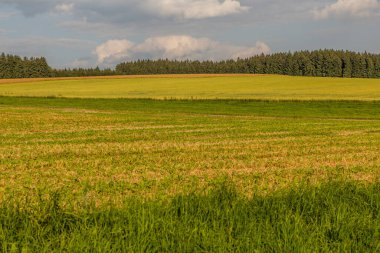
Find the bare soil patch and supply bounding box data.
[0,74,265,85]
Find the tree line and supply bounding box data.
[0,53,114,79]
[1,49,380,78]
[116,50,380,78]
[0,53,51,78]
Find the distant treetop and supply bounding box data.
[1,49,380,79]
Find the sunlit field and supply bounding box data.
[1,76,380,251]
[0,74,380,100]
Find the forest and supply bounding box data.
[1,49,380,78]
[0,53,51,78]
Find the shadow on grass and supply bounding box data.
[1,181,380,252]
[2,96,380,120]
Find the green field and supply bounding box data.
[0,75,380,100]
[1,76,380,251]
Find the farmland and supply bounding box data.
[1,75,380,251]
[0,75,380,100]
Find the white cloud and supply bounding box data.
[95,35,270,65]
[54,3,74,14]
[314,0,380,19]
[143,0,248,19]
[232,42,271,59]
[134,36,215,59]
[95,39,135,63]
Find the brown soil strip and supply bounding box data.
[0,74,267,84]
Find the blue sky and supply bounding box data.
[1,0,379,68]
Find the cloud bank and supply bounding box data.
[143,0,248,19]
[54,3,74,14]
[1,0,380,68]
[1,0,247,19]
[95,35,270,65]
[314,0,380,19]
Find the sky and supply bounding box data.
[0,0,380,69]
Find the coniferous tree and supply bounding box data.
[2,50,380,79]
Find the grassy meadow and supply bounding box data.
[1,75,380,251]
[0,74,380,100]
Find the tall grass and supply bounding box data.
[1,181,379,252]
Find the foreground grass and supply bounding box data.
[1,181,379,252]
[1,97,379,251]
[0,75,380,100]
[1,97,379,204]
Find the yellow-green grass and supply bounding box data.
[1,97,379,207]
[0,75,380,100]
[1,97,380,251]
